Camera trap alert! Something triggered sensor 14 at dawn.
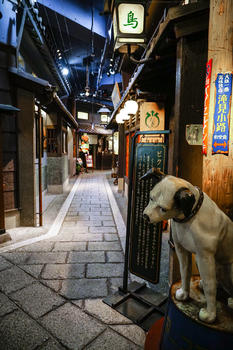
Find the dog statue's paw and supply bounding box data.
[175,288,189,301]
[199,308,216,323]
[228,298,233,309]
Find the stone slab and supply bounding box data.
[52,242,86,251]
[0,292,18,316]
[15,242,54,252]
[89,227,117,233]
[91,215,113,220]
[20,264,43,278]
[72,234,103,242]
[48,233,74,241]
[2,252,67,265]
[0,266,34,294]
[104,234,119,241]
[60,279,108,299]
[87,263,124,278]
[110,325,146,348]
[0,256,13,271]
[11,282,65,318]
[106,251,124,263]
[76,220,102,227]
[42,264,85,279]
[38,338,66,350]
[84,299,132,324]
[61,224,89,233]
[0,309,50,349]
[103,220,115,226]
[85,329,141,350]
[41,280,62,293]
[68,251,105,263]
[88,242,121,251]
[40,303,106,349]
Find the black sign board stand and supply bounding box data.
[103,131,170,331]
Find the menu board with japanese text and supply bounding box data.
[129,143,166,283]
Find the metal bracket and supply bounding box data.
[103,281,168,331]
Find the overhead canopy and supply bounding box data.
[8,67,78,129]
[0,104,20,113]
[78,123,112,135]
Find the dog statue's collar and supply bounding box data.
[173,187,204,223]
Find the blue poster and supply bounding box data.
[212,73,232,155]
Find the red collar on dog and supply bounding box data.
[173,187,204,223]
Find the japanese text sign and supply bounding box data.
[212,73,232,155]
[118,3,144,35]
[129,143,166,283]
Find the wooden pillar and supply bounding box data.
[118,124,125,192]
[0,117,5,234]
[203,0,233,219]
[17,89,36,226]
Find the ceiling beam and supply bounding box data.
[37,0,107,38]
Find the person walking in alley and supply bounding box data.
[79,148,88,173]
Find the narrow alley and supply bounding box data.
[0,172,146,349]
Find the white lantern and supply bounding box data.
[124,100,138,115]
[116,113,125,124]
[119,108,130,120]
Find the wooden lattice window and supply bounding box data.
[47,127,58,156]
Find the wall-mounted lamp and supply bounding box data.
[112,0,146,53]
[98,106,111,125]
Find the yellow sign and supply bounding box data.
[140,102,165,131]
[140,102,165,142]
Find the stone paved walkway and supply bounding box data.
[0,172,146,349]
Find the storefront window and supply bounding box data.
[47,127,58,156]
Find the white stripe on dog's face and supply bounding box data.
[143,176,186,223]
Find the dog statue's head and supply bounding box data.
[142,168,196,224]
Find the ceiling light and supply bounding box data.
[62,67,69,76]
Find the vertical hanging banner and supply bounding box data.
[129,143,166,284]
[212,73,232,155]
[202,59,212,155]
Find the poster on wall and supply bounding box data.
[86,155,93,168]
[212,73,232,155]
[140,102,165,143]
[202,58,212,155]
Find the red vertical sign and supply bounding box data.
[202,59,213,155]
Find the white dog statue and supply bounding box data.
[142,168,233,324]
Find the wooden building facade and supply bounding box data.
[0,1,78,233]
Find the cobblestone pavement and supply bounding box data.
[0,172,146,349]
